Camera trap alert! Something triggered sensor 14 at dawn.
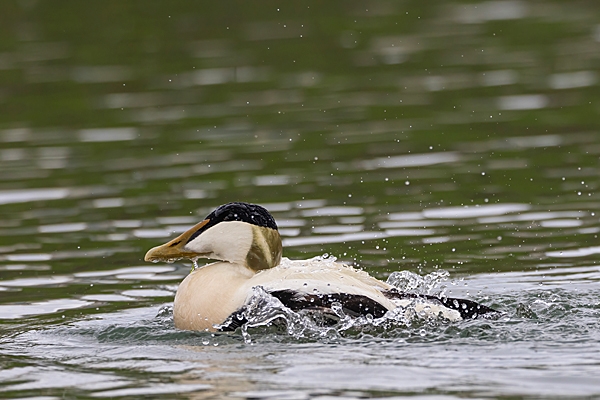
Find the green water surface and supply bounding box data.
[1,1,600,398]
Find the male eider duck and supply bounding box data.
[145,202,497,332]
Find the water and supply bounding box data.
[1,0,600,398]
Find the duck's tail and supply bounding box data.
[381,288,501,320]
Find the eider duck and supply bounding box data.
[144,202,497,332]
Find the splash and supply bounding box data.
[232,286,386,343]
[222,256,466,343]
[229,287,466,343]
[386,269,450,296]
[276,254,339,270]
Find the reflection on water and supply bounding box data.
[2,0,600,398]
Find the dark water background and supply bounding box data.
[1,1,600,398]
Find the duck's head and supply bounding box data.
[144,202,282,271]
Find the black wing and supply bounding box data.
[218,289,389,331]
[269,289,389,318]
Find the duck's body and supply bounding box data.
[145,202,497,332]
